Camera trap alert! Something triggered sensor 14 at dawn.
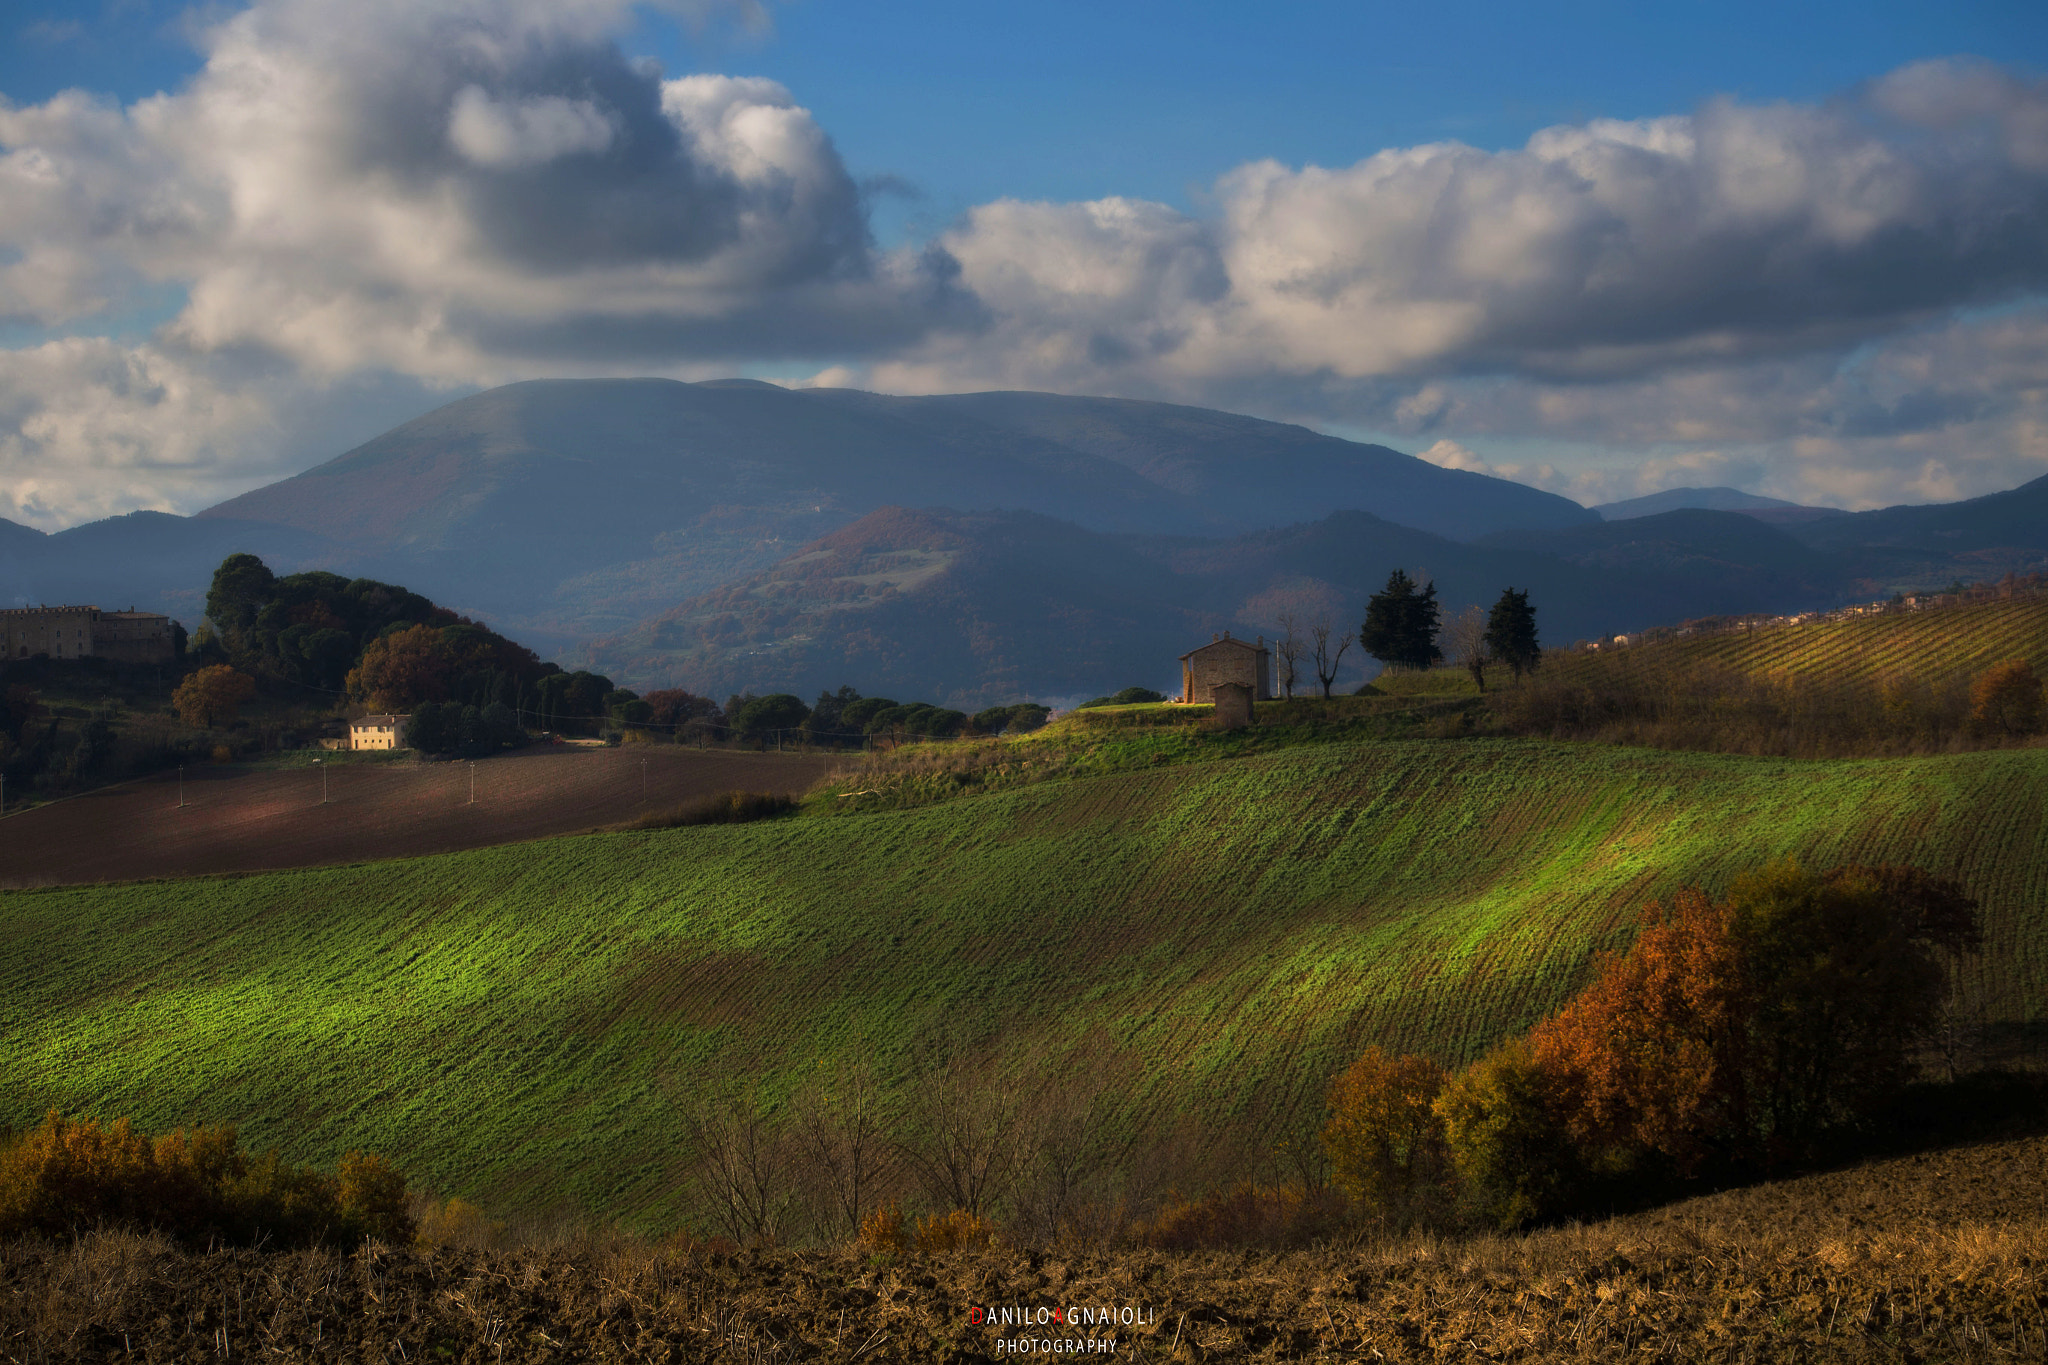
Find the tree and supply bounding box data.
[347,624,455,712]
[172,665,258,728]
[1274,611,1305,700]
[1359,570,1441,671]
[1727,862,1978,1149]
[1531,862,1980,1169]
[1307,616,1354,698]
[1970,659,2044,735]
[731,693,811,746]
[1446,605,1490,693]
[204,553,277,658]
[1529,888,1750,1174]
[1484,588,1541,682]
[1434,1039,1580,1230]
[792,1050,893,1241]
[1320,1047,1450,1225]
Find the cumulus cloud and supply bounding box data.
[1,0,947,383]
[5,14,2048,524]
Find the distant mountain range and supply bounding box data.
[4,379,2046,702]
[1594,486,1849,527]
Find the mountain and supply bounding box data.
[192,379,1594,645]
[1595,486,1849,527]
[586,505,1868,704]
[1784,472,2048,589]
[3,511,333,621]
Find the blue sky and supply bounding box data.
[3,0,2048,526]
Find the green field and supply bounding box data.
[3,736,2044,1229]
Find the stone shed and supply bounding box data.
[1178,631,1273,704]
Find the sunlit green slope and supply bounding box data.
[2,738,2042,1226]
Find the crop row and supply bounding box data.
[0,738,2041,1228]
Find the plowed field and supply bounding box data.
[0,746,835,887]
[3,738,2041,1230]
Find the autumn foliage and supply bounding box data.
[1329,861,1981,1229]
[171,664,258,728]
[0,1111,413,1248]
[1970,658,2045,734]
[1320,1047,1450,1224]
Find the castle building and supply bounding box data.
[1178,631,1274,704]
[1,605,175,663]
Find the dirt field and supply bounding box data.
[0,745,839,888]
[4,1133,2045,1361]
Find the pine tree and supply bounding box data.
[1359,570,1442,670]
[1484,588,1541,682]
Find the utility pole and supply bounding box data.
[314,758,327,803]
[178,765,185,809]
[640,757,647,802]
[469,761,476,804]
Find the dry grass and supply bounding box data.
[7,1135,2046,1360]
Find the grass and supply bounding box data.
[2,736,2042,1231]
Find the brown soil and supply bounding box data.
[6,1134,2046,1361]
[0,745,838,888]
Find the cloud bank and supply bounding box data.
[2,0,2047,526]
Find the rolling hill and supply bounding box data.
[1,732,2039,1227]
[585,505,1883,702]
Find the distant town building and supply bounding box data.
[1,605,175,663]
[1179,631,1273,703]
[349,715,411,751]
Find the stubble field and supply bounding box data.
[0,744,835,888]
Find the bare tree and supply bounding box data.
[1274,611,1306,701]
[688,1089,794,1246]
[792,1049,893,1241]
[1309,616,1354,698]
[896,1053,1040,1219]
[1447,604,1490,693]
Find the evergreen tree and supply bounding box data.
[1359,570,1442,670]
[1484,588,1542,682]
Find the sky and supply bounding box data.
[3,0,2048,529]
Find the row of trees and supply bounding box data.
[1320,862,1979,1229]
[1267,576,1543,698]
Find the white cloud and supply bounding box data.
[5,15,2048,525]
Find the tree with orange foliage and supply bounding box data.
[171,664,258,728]
[1970,659,2044,734]
[1530,887,1750,1174]
[1531,862,1979,1171]
[1320,1046,1451,1224]
[346,623,455,711]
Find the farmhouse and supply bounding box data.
[1178,631,1273,704]
[1,605,175,663]
[349,714,411,751]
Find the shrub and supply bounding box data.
[1137,1183,1344,1251]
[627,790,796,830]
[857,1200,908,1255]
[1320,1047,1451,1225]
[0,1111,410,1249]
[414,1195,502,1250]
[1077,687,1166,709]
[914,1207,998,1253]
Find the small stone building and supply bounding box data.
[1178,631,1273,704]
[1210,680,1256,729]
[349,715,411,751]
[1,605,174,663]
